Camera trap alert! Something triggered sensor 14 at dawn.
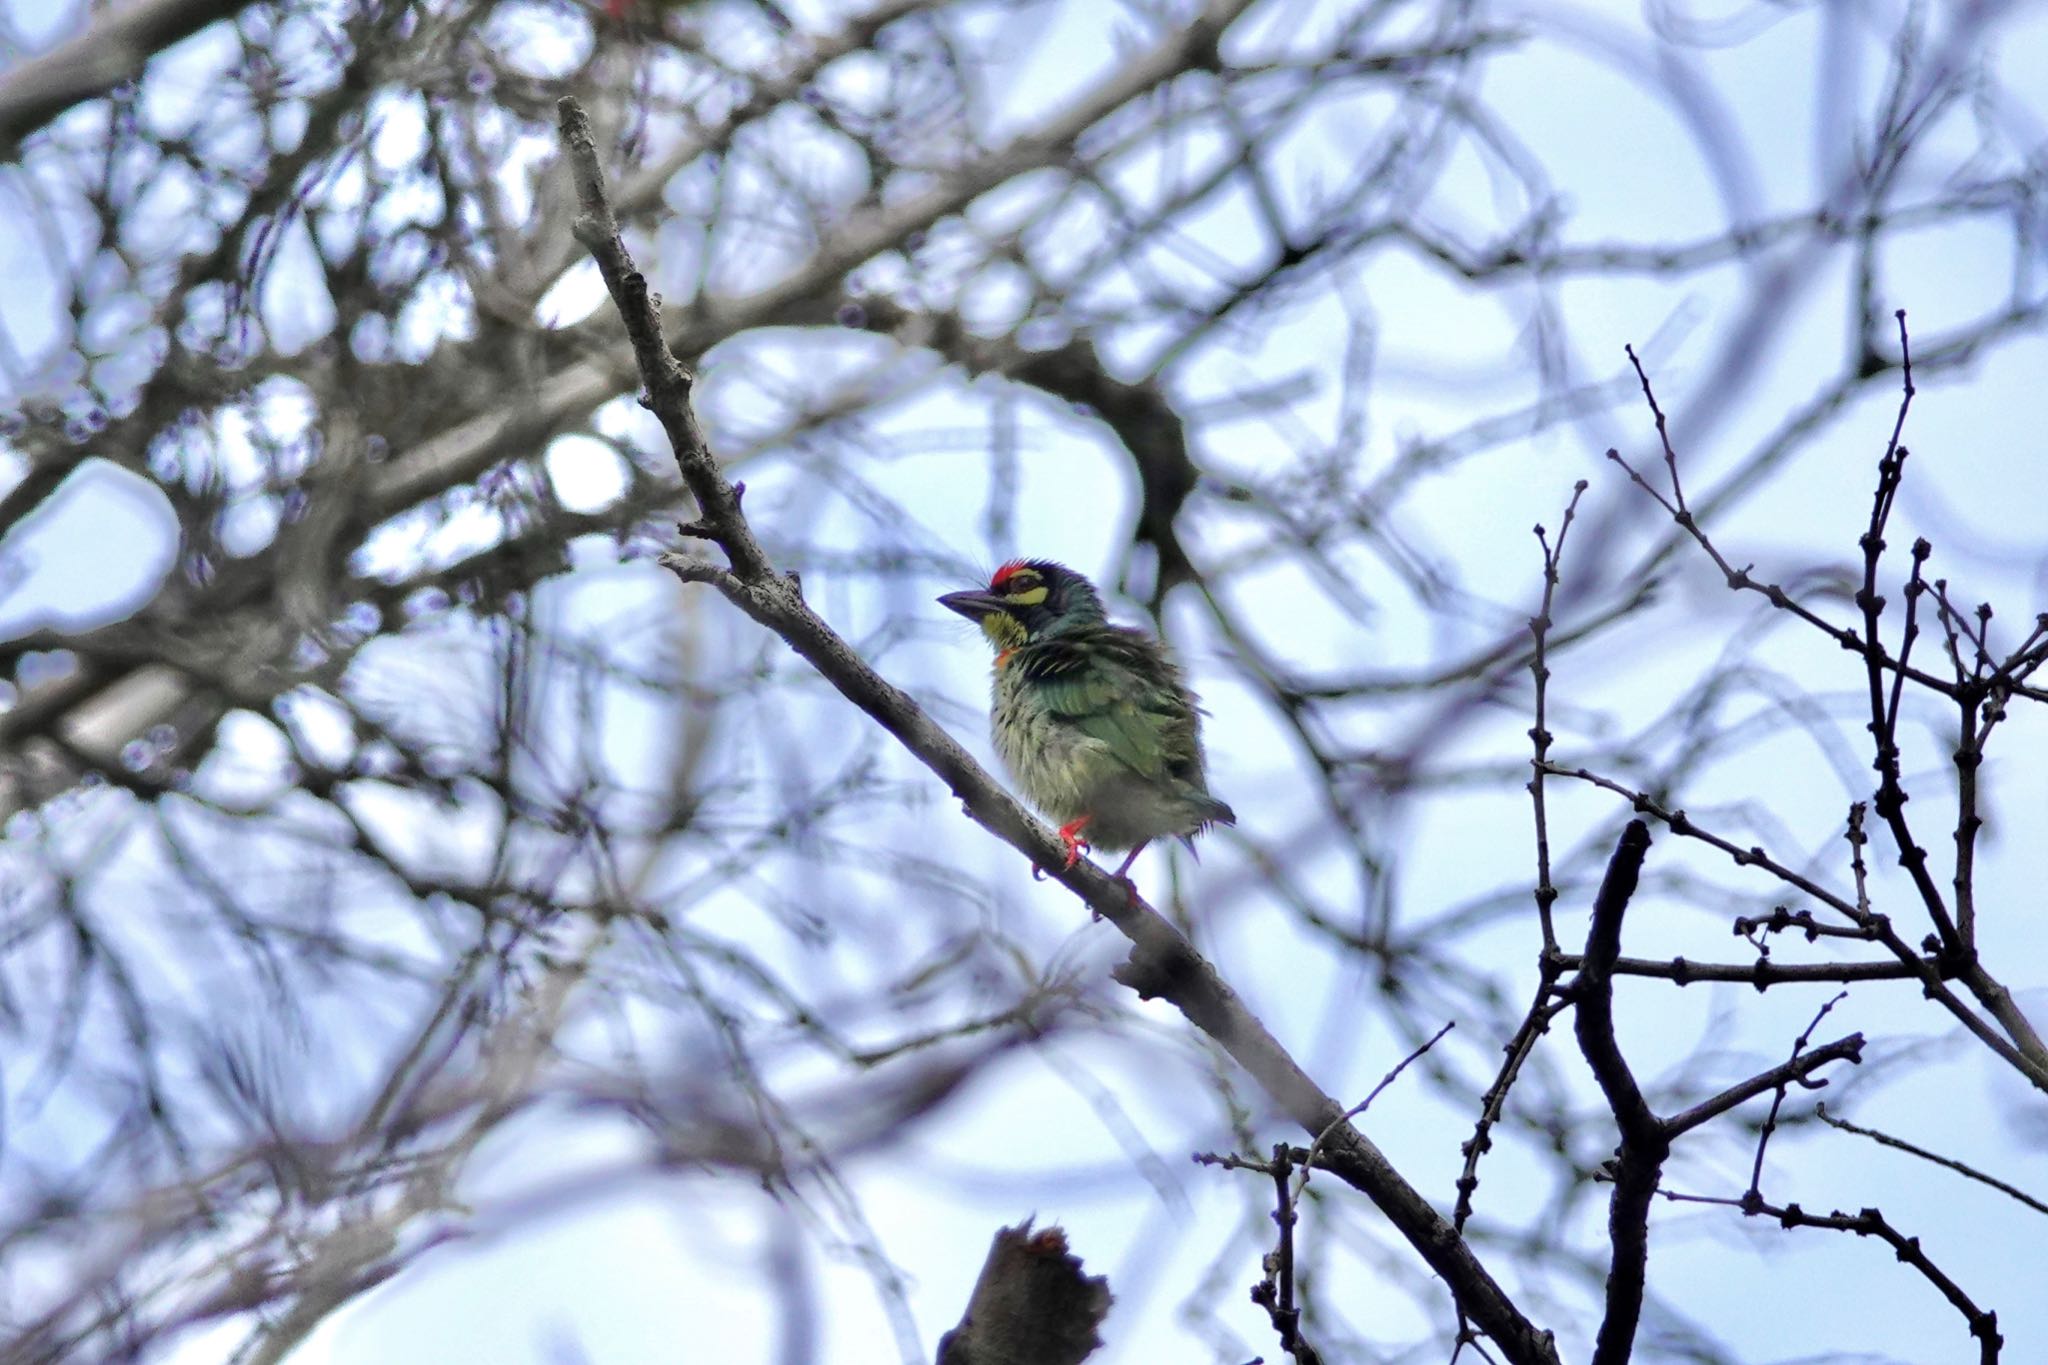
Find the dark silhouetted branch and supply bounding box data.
[1659,1189,2002,1364]
[1552,953,1930,987]
[1568,820,1662,1365]
[1666,1033,1863,1141]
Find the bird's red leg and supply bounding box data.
[1109,841,1151,907]
[1031,815,1094,880]
[1058,815,1094,869]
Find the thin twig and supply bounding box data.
[1455,483,1587,1233]
[1302,1022,1456,1188]
[1527,482,1587,955]
[1741,992,1849,1203]
[1852,313,1960,956]
[1815,1104,2048,1218]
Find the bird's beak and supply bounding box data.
[938,589,1006,621]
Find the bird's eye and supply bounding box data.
[1003,572,1049,606]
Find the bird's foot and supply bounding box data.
[1056,817,1093,870]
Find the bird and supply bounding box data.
[938,558,1235,880]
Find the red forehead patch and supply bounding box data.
[990,559,1030,590]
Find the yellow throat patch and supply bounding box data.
[979,611,1027,654]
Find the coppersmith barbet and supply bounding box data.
[939,559,1234,877]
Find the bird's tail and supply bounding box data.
[1177,794,1237,859]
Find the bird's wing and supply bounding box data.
[1016,630,1198,783]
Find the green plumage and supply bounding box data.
[940,559,1233,874]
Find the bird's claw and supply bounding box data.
[1029,820,1094,882]
[1032,839,1089,882]
[1055,818,1092,871]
